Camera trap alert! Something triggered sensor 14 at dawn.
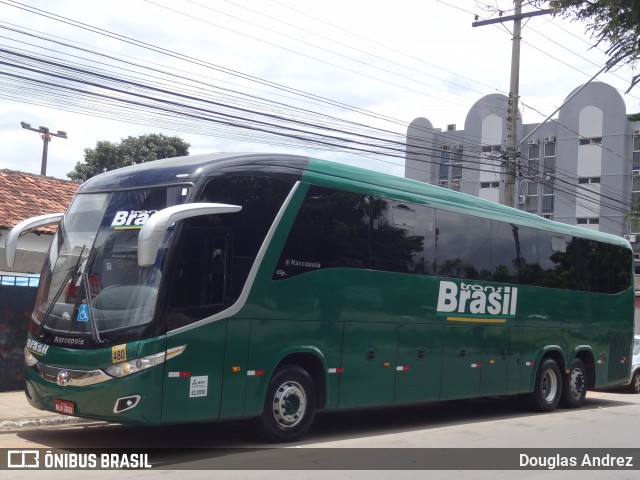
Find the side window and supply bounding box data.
[537,231,578,289]
[164,174,296,328]
[490,221,518,283]
[581,240,632,294]
[370,200,433,274]
[274,186,370,280]
[491,222,539,284]
[435,210,491,280]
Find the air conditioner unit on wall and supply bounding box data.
[625,234,637,243]
[528,139,539,145]
[633,170,640,176]
[544,136,557,143]
[633,129,640,136]
[518,195,526,205]
[441,144,451,150]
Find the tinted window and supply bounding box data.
[580,240,631,294]
[435,210,491,280]
[537,232,578,289]
[490,221,518,283]
[273,185,631,294]
[370,200,434,274]
[165,175,296,327]
[275,186,370,279]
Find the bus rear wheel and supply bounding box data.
[561,358,587,408]
[258,364,316,443]
[528,358,562,412]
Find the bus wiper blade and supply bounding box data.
[80,258,105,345]
[36,245,86,338]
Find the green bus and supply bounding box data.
[7,153,635,442]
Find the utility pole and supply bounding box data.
[472,2,551,207]
[20,121,68,176]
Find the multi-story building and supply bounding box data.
[405,81,640,262]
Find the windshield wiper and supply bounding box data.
[36,245,85,338]
[73,246,106,345]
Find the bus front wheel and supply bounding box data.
[528,358,562,412]
[258,364,316,443]
[561,358,587,408]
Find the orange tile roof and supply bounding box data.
[0,169,79,233]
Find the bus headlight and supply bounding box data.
[103,352,166,378]
[24,348,38,367]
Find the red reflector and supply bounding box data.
[255,370,265,376]
[179,372,190,377]
[336,368,344,373]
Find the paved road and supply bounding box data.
[1,390,638,479]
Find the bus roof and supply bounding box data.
[77,152,629,248]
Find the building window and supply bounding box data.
[579,137,602,145]
[542,182,554,213]
[578,177,601,184]
[480,181,500,188]
[633,177,640,208]
[482,145,502,153]
[439,145,463,190]
[576,217,599,225]
[634,136,640,169]
[543,142,556,175]
[525,181,538,213]
[439,148,450,180]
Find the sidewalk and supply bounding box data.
[0,390,90,430]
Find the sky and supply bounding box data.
[0,0,639,181]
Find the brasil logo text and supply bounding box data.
[436,280,518,324]
[110,210,158,230]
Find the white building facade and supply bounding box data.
[405,82,640,262]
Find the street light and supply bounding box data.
[20,121,68,176]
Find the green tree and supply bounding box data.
[68,133,190,182]
[526,0,640,91]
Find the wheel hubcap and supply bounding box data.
[542,370,558,402]
[272,380,306,428]
[569,369,585,399]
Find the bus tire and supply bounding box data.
[528,358,562,412]
[561,358,587,408]
[628,370,640,394]
[258,364,316,443]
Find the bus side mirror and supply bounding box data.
[5,213,64,268]
[137,203,241,267]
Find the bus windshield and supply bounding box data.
[32,186,190,346]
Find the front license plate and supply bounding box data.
[54,399,75,415]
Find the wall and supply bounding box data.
[0,276,38,391]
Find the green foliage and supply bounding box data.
[527,0,640,91]
[67,133,190,182]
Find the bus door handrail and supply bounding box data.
[5,213,64,268]
[137,203,242,266]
